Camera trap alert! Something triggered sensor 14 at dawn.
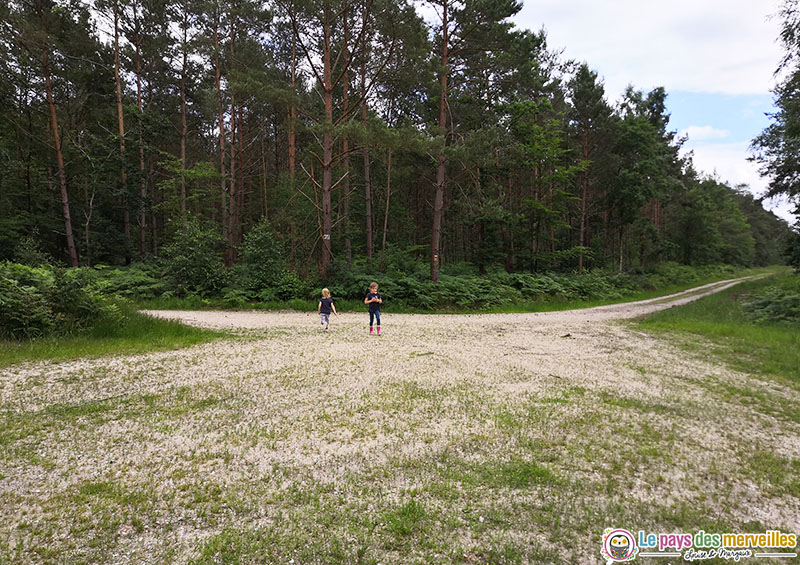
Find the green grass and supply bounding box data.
[480,266,778,314]
[635,269,800,387]
[0,309,227,368]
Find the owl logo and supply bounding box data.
[601,528,638,563]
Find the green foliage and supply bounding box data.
[48,268,121,334]
[319,262,740,311]
[742,275,800,324]
[786,223,800,272]
[750,1,800,207]
[90,263,165,299]
[0,262,122,340]
[274,270,310,301]
[161,217,228,297]
[13,230,54,267]
[645,262,736,289]
[219,287,251,308]
[236,219,287,291]
[0,275,54,339]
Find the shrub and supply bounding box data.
[0,262,123,339]
[13,230,54,267]
[0,276,54,339]
[48,268,115,333]
[237,219,286,290]
[221,287,252,308]
[786,224,800,273]
[92,263,165,299]
[162,217,228,296]
[274,270,309,301]
[743,276,800,324]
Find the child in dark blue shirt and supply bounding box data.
[318,288,338,331]
[364,281,382,335]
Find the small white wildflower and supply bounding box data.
[479,516,484,523]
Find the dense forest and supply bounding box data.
[0,0,792,283]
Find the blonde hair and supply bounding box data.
[369,282,378,290]
[321,288,331,298]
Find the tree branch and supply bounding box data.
[335,34,397,125]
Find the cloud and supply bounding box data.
[682,141,795,221]
[682,125,731,140]
[515,0,784,99]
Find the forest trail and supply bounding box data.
[142,275,757,330]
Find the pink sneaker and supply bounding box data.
[377,326,381,335]
[369,327,374,335]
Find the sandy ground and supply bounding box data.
[2,276,799,563]
[142,276,753,329]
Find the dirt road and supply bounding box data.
[143,275,755,329]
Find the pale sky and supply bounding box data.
[514,0,795,221]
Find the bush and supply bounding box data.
[13,230,54,267]
[0,262,123,340]
[319,262,745,311]
[92,263,166,299]
[274,270,310,301]
[48,268,119,333]
[162,217,228,296]
[0,277,54,339]
[743,276,800,324]
[237,219,286,290]
[221,287,252,308]
[786,224,800,273]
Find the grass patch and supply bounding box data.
[747,451,800,498]
[0,309,227,368]
[473,459,560,489]
[636,270,800,387]
[384,499,429,538]
[598,390,683,416]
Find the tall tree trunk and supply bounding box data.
[150,159,158,255]
[261,139,268,218]
[213,8,229,264]
[320,12,334,275]
[361,7,373,263]
[42,48,78,266]
[228,16,237,263]
[273,114,280,178]
[431,0,449,282]
[134,2,147,261]
[578,126,589,274]
[25,107,33,213]
[288,22,297,185]
[228,101,237,260]
[81,131,93,267]
[83,174,94,267]
[342,16,352,265]
[237,104,245,241]
[380,149,392,271]
[113,1,131,263]
[180,12,188,213]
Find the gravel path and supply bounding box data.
[142,275,755,330]
[3,275,798,563]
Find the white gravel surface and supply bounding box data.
[2,276,798,563]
